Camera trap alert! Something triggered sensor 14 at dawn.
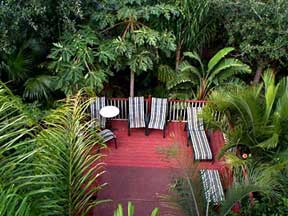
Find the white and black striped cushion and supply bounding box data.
[148,98,167,130]
[187,107,204,131]
[90,97,106,128]
[200,169,225,204]
[189,130,212,160]
[98,129,116,143]
[129,97,146,128]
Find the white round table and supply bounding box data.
[99,106,120,118]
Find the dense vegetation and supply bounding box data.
[0,0,287,215]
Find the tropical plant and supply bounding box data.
[23,75,55,101]
[0,83,107,215]
[203,69,288,157]
[114,201,160,216]
[0,83,40,216]
[91,0,177,96]
[169,0,215,70]
[0,186,32,216]
[167,47,251,99]
[35,93,107,215]
[0,49,32,83]
[0,0,92,56]
[48,26,109,96]
[202,70,288,215]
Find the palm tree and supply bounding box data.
[0,83,39,216]
[172,0,214,70]
[167,47,251,99]
[0,83,107,215]
[203,69,288,158]
[35,93,107,215]
[201,70,288,214]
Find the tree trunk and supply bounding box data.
[175,45,181,71]
[175,40,183,71]
[252,64,264,84]
[130,70,135,97]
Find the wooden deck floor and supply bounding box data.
[90,120,226,216]
[102,120,225,169]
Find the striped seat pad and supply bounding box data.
[98,129,116,143]
[129,97,146,128]
[148,98,168,130]
[187,107,204,131]
[90,97,106,128]
[200,169,225,204]
[189,130,212,160]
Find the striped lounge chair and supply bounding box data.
[200,169,225,205]
[147,98,168,138]
[98,129,117,149]
[90,97,106,129]
[128,97,146,136]
[187,107,212,160]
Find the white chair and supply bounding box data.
[128,97,146,136]
[146,98,168,138]
[187,107,212,160]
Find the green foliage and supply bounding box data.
[239,196,288,216]
[0,186,31,216]
[174,0,215,51]
[0,0,90,55]
[203,70,288,215]
[0,49,32,83]
[0,84,107,215]
[113,201,159,216]
[167,47,251,99]
[48,27,109,95]
[220,166,281,216]
[90,0,177,96]
[204,70,288,155]
[35,94,107,215]
[219,0,288,68]
[23,75,55,101]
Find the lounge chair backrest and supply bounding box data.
[90,97,106,128]
[129,97,146,128]
[190,130,213,160]
[187,107,204,131]
[148,98,168,130]
[200,169,225,204]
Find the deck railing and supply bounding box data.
[106,97,206,121]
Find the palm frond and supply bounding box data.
[220,183,265,216]
[262,69,279,124]
[35,93,107,216]
[157,64,175,83]
[0,186,32,216]
[23,75,55,101]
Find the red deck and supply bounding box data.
[102,120,225,169]
[90,120,226,216]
